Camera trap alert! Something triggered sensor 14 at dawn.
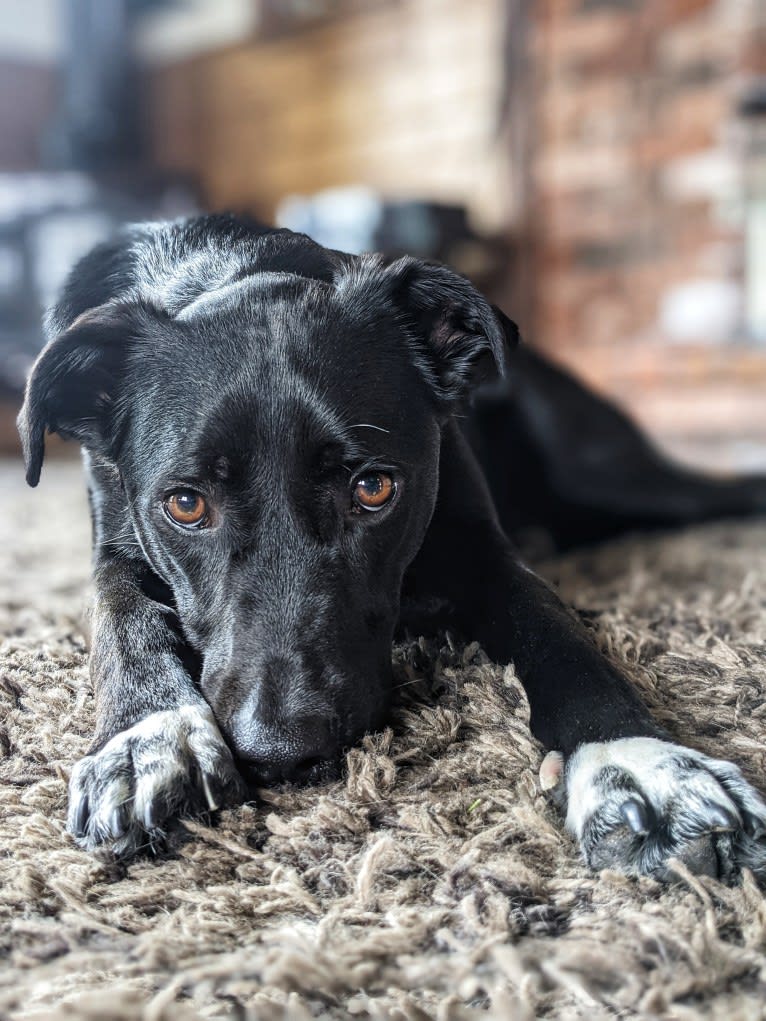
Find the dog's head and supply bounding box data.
[18,239,517,785]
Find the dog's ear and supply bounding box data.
[17,301,156,486]
[386,257,519,403]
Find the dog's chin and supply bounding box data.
[236,755,344,791]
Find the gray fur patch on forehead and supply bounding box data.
[44,216,351,341]
[174,271,325,322]
[129,222,343,319]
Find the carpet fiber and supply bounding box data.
[2,459,766,1020]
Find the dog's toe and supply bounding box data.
[67,762,93,839]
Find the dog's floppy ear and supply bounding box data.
[17,301,155,486]
[387,257,519,403]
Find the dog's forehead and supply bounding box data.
[173,274,409,373]
[199,334,427,462]
[131,279,435,477]
[164,370,429,489]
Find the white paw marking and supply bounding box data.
[67,705,243,855]
[562,737,766,880]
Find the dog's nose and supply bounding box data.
[234,717,340,786]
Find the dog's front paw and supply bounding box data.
[549,737,766,882]
[67,705,245,856]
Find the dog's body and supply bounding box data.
[18,214,766,878]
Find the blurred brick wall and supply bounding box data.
[147,0,507,226]
[524,0,766,467]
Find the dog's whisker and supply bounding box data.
[347,423,390,434]
[393,677,430,690]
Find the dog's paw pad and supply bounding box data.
[67,705,244,856]
[563,737,766,882]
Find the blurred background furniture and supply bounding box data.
[1,0,764,469]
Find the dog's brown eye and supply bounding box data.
[353,472,395,511]
[164,490,209,527]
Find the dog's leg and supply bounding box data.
[406,423,766,880]
[468,346,766,549]
[68,555,244,855]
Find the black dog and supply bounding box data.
[17,214,766,879]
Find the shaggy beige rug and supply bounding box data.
[2,458,766,1021]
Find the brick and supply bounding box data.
[534,143,632,191]
[660,147,738,201]
[657,11,742,68]
[578,0,642,12]
[542,10,635,65]
[647,0,715,29]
